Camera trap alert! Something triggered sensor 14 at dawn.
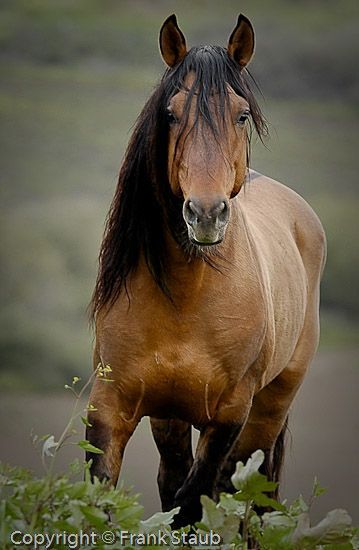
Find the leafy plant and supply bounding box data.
[196,450,357,549]
[0,372,357,549]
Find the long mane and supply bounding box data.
[90,45,267,320]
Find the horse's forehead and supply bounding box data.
[169,72,249,112]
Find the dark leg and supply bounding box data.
[150,418,193,511]
[173,422,242,527]
[85,378,138,485]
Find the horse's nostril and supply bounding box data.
[184,199,200,226]
[217,200,229,223]
[184,198,230,226]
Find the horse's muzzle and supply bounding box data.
[183,198,230,246]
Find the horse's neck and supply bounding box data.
[229,196,263,272]
[164,198,264,294]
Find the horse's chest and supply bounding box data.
[96,294,265,422]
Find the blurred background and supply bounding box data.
[0,0,358,523]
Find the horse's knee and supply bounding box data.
[85,378,139,486]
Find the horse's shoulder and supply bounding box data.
[246,170,327,277]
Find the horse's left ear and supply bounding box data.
[159,14,187,68]
[227,14,255,69]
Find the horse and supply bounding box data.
[86,14,326,527]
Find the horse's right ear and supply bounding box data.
[159,14,187,68]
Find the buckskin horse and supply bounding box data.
[87,14,326,527]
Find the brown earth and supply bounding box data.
[0,348,358,524]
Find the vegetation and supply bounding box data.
[0,2,358,385]
[0,371,357,549]
[2,452,357,549]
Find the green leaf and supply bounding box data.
[141,507,180,531]
[262,510,296,530]
[198,495,241,545]
[289,494,309,516]
[312,476,327,498]
[231,449,265,491]
[77,440,104,454]
[259,525,294,549]
[52,520,80,534]
[69,459,82,476]
[233,472,279,504]
[219,493,246,517]
[200,495,225,530]
[253,493,286,512]
[81,416,93,428]
[79,504,108,529]
[292,509,354,547]
[113,500,143,531]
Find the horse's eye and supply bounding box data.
[236,111,250,125]
[166,109,178,125]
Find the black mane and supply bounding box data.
[90,45,267,319]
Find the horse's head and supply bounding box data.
[159,15,259,246]
[90,14,267,316]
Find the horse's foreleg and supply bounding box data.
[216,295,321,498]
[215,368,308,497]
[85,379,138,486]
[150,418,193,511]
[172,421,243,527]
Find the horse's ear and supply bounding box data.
[159,14,187,68]
[227,14,255,69]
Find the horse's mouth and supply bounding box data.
[190,237,223,247]
[186,223,227,247]
[183,203,230,248]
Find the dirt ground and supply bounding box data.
[0,348,358,524]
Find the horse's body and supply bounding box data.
[87,15,326,527]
